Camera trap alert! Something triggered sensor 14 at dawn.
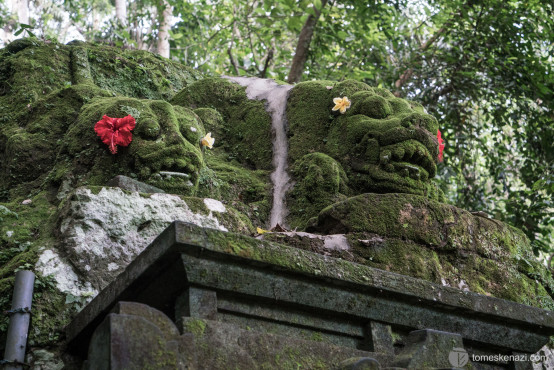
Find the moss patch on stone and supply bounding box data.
[303,192,554,309]
[172,77,273,171]
[287,153,350,229]
[286,80,335,162]
[197,150,271,228]
[0,192,74,347]
[84,41,201,100]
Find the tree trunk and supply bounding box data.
[115,0,127,26]
[287,0,328,84]
[157,0,172,58]
[228,10,240,75]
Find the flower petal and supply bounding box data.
[256,227,269,234]
[95,114,136,154]
[115,129,133,147]
[201,132,214,149]
[332,97,351,114]
[437,129,445,162]
[115,115,136,131]
[94,116,116,145]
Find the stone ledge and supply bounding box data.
[66,221,554,360]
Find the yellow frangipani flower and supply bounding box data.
[332,96,351,114]
[201,132,215,149]
[256,227,269,234]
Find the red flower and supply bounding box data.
[437,129,445,162]
[94,115,136,154]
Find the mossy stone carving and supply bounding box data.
[0,39,553,363]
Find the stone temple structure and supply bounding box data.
[0,38,552,368]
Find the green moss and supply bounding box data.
[0,194,56,277]
[181,196,209,215]
[197,151,271,228]
[216,205,256,234]
[287,153,349,229]
[173,77,274,171]
[194,108,224,143]
[0,192,73,346]
[183,318,207,336]
[85,42,201,100]
[350,237,444,282]
[309,332,324,342]
[0,39,72,117]
[330,79,372,98]
[286,80,335,162]
[0,83,112,198]
[178,195,255,234]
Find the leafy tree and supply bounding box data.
[385,0,554,254]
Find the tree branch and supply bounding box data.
[287,0,328,83]
[393,26,447,96]
[259,44,274,78]
[228,10,240,75]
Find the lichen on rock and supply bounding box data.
[55,186,253,289]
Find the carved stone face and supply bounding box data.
[0,39,203,199]
[287,79,441,199]
[56,96,205,194]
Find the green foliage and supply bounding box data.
[393,0,554,254]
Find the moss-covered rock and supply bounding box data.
[286,80,335,162]
[38,96,202,196]
[198,151,271,228]
[287,153,350,229]
[286,79,443,204]
[0,39,201,200]
[302,192,554,309]
[172,77,274,171]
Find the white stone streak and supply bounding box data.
[35,249,97,297]
[204,198,226,213]
[225,76,293,228]
[279,231,350,251]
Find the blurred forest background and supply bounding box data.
[1,0,553,258]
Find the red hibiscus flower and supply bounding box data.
[94,115,136,154]
[437,129,445,162]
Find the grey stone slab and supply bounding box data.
[178,317,388,369]
[216,296,364,338]
[173,223,554,330]
[65,221,554,360]
[391,329,464,368]
[175,287,218,321]
[85,304,180,370]
[180,253,548,352]
[369,322,394,355]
